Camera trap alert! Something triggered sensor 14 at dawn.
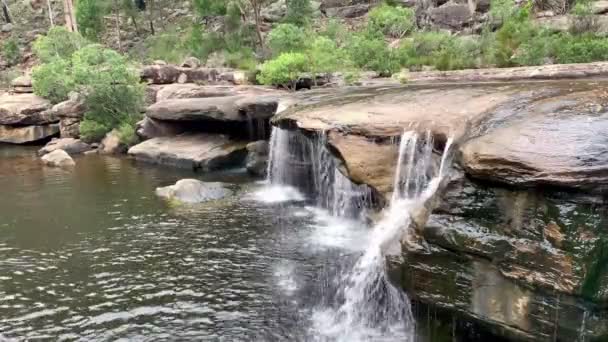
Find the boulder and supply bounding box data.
[155,179,232,204]
[155,83,234,101]
[429,2,474,30]
[52,92,86,118]
[41,149,75,168]
[147,95,279,122]
[141,65,239,85]
[181,57,201,68]
[38,138,91,156]
[245,140,269,177]
[0,123,59,144]
[10,76,33,94]
[262,0,286,21]
[99,129,128,154]
[136,117,185,140]
[0,93,54,125]
[1,23,13,33]
[460,88,608,191]
[128,133,248,170]
[324,4,369,18]
[59,118,81,139]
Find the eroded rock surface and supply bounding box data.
[0,93,54,125]
[39,138,91,156]
[128,134,248,170]
[0,124,59,144]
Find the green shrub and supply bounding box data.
[80,119,110,143]
[397,31,452,69]
[320,19,349,45]
[0,67,21,89]
[75,0,106,41]
[570,1,599,34]
[267,24,308,57]
[117,122,139,146]
[490,3,538,66]
[285,0,313,26]
[144,31,189,63]
[192,0,227,17]
[2,37,20,66]
[345,33,399,76]
[33,26,89,63]
[513,29,557,65]
[32,58,75,103]
[553,34,608,63]
[307,36,354,80]
[489,0,519,23]
[257,52,309,90]
[432,38,480,70]
[368,3,415,38]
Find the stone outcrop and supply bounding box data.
[0,93,53,125]
[38,138,91,156]
[10,76,33,94]
[147,95,279,122]
[155,179,232,204]
[51,92,86,138]
[141,65,248,85]
[128,133,248,170]
[245,140,269,177]
[0,124,59,144]
[41,149,75,168]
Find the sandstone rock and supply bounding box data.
[141,65,237,85]
[262,0,286,21]
[177,73,188,84]
[99,129,128,154]
[0,93,54,125]
[147,95,279,122]
[10,76,32,88]
[155,83,234,101]
[593,0,608,14]
[429,2,474,30]
[136,117,185,140]
[1,23,13,32]
[52,92,86,118]
[155,179,232,204]
[0,123,59,144]
[38,138,91,156]
[59,118,81,139]
[460,88,608,191]
[41,149,75,168]
[128,134,248,170]
[324,4,369,18]
[181,57,201,68]
[153,60,167,65]
[246,140,269,177]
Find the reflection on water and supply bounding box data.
[0,144,388,341]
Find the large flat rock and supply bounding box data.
[147,95,279,122]
[0,123,59,144]
[128,134,248,171]
[461,88,608,191]
[0,93,54,125]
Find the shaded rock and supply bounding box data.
[246,140,269,177]
[324,4,369,18]
[41,149,75,168]
[59,118,81,139]
[147,95,279,122]
[155,179,232,204]
[141,65,240,85]
[52,92,85,118]
[181,57,201,68]
[99,130,128,154]
[38,138,91,156]
[429,2,474,30]
[155,83,234,101]
[0,93,54,125]
[128,134,248,170]
[262,0,286,22]
[460,88,608,191]
[136,117,185,140]
[0,123,59,144]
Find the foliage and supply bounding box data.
[257,52,309,90]
[116,122,139,146]
[552,34,608,63]
[489,0,519,23]
[570,1,599,34]
[0,67,21,89]
[345,33,400,76]
[75,0,106,41]
[144,30,190,63]
[192,0,227,16]
[285,0,313,26]
[267,24,308,57]
[512,29,556,65]
[368,3,415,38]
[432,38,480,70]
[489,2,538,66]
[32,26,89,63]
[397,31,451,69]
[320,19,349,45]
[307,36,346,79]
[32,58,75,103]
[80,119,110,142]
[1,37,20,66]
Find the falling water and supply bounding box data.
[263,127,454,341]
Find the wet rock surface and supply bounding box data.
[155,179,232,204]
[41,149,75,168]
[245,140,269,177]
[39,138,91,156]
[128,134,248,170]
[0,123,59,144]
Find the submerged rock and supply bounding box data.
[41,149,75,168]
[39,138,91,156]
[128,134,248,171]
[155,179,232,204]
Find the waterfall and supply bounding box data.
[263,127,454,341]
[265,127,373,218]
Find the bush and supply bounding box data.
[490,3,538,66]
[553,34,608,63]
[368,3,416,38]
[33,26,89,63]
[2,37,20,66]
[117,122,139,146]
[320,19,349,45]
[80,119,110,143]
[75,0,106,41]
[257,52,309,90]
[397,31,451,69]
[267,24,308,57]
[307,36,353,80]
[32,58,75,103]
[345,33,400,76]
[285,0,313,26]
[144,31,189,63]
[570,1,599,34]
[432,38,480,70]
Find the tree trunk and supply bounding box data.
[251,0,264,48]
[63,0,78,32]
[114,0,122,50]
[47,0,54,26]
[147,0,155,35]
[1,0,11,24]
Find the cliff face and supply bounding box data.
[273,79,608,340]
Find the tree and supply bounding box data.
[63,0,78,32]
[2,0,11,24]
[75,0,104,40]
[243,0,270,48]
[47,0,55,26]
[285,0,312,26]
[257,52,308,90]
